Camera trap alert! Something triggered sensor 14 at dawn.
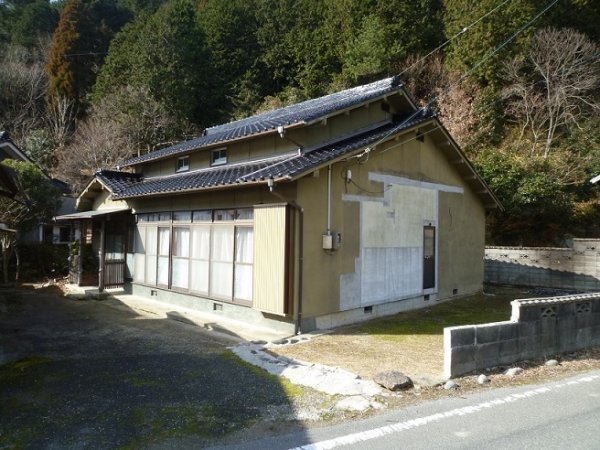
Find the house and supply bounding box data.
[0,131,73,244]
[58,77,502,333]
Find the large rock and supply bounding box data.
[373,370,413,391]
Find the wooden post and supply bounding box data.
[98,218,105,292]
[77,220,83,286]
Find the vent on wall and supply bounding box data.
[213,303,223,311]
[364,306,373,314]
[453,288,458,295]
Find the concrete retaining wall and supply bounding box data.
[485,239,600,291]
[444,293,600,379]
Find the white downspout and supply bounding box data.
[327,164,332,234]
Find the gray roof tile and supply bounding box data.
[109,110,431,199]
[120,76,405,167]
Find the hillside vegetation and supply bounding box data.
[1,0,600,245]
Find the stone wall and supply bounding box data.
[485,239,600,291]
[443,293,600,379]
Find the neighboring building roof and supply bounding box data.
[0,131,34,164]
[0,163,21,199]
[119,76,407,167]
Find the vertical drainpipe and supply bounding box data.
[268,180,304,334]
[327,165,332,234]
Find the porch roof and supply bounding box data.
[55,207,130,221]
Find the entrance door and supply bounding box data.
[103,219,126,289]
[423,225,436,290]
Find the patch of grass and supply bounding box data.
[350,289,519,340]
[223,350,304,398]
[123,368,167,389]
[0,356,53,382]
[119,404,251,449]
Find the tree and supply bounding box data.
[55,114,135,193]
[0,42,49,148]
[198,0,261,121]
[91,85,182,157]
[46,0,130,107]
[45,0,92,103]
[94,0,213,126]
[0,159,62,282]
[9,0,59,48]
[442,0,539,87]
[502,28,600,157]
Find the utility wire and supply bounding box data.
[357,0,560,159]
[398,0,515,78]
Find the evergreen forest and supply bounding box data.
[2,0,600,246]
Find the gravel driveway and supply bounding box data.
[0,286,310,449]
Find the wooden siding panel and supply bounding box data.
[253,205,287,315]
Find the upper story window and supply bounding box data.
[176,155,190,172]
[211,148,227,166]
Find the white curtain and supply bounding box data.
[171,228,190,289]
[190,260,209,294]
[145,227,157,285]
[190,226,210,294]
[157,227,170,285]
[210,226,234,298]
[173,227,190,257]
[191,225,210,259]
[235,227,253,263]
[212,226,234,262]
[133,227,146,283]
[234,227,253,301]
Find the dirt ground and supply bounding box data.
[267,286,600,403]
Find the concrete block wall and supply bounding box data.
[444,293,600,379]
[485,239,600,291]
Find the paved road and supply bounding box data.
[0,287,309,449]
[214,369,600,450]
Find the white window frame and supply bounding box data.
[133,208,253,305]
[176,155,190,172]
[211,148,227,166]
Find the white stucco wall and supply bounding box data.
[340,173,464,310]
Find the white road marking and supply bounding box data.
[289,374,600,450]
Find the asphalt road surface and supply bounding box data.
[214,369,600,450]
[0,286,308,449]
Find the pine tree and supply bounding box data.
[45,0,91,105]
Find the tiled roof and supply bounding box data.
[109,110,431,200]
[120,76,405,167]
[96,170,142,192]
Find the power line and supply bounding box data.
[398,0,515,78]
[357,0,560,159]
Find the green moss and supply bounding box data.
[0,356,53,383]
[118,404,250,450]
[351,290,517,340]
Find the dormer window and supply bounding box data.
[211,148,227,166]
[177,155,190,172]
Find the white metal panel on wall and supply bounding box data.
[253,204,288,315]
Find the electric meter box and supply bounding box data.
[322,231,341,250]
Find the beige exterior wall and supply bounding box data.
[119,91,487,331]
[92,188,129,210]
[293,128,486,324]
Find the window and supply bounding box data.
[177,155,190,172]
[172,227,190,289]
[211,148,227,166]
[234,227,253,301]
[134,208,253,303]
